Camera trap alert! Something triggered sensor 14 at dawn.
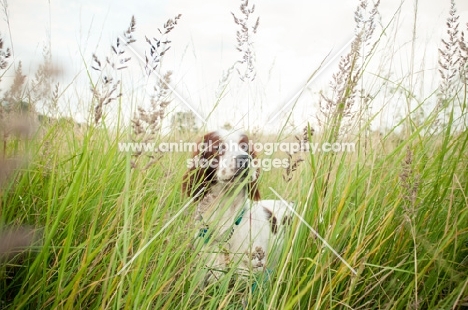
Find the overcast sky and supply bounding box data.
[1,0,468,132]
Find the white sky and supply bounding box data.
[1,0,468,133]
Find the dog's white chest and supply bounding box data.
[195,199,291,282]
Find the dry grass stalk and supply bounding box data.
[144,14,181,75]
[399,147,420,220]
[91,16,136,124]
[435,0,468,131]
[131,15,181,169]
[132,71,173,141]
[231,0,259,81]
[460,27,468,121]
[132,15,181,137]
[0,35,29,160]
[460,26,468,85]
[0,33,11,72]
[0,33,11,122]
[283,125,311,182]
[31,45,62,117]
[2,61,27,108]
[438,0,460,106]
[319,0,380,138]
[215,64,236,99]
[1,0,13,56]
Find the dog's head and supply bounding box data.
[182,130,260,201]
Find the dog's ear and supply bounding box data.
[182,156,203,199]
[241,134,261,201]
[182,132,218,200]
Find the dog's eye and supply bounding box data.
[239,142,249,152]
[213,143,226,154]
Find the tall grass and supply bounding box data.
[0,0,468,309]
[1,106,467,309]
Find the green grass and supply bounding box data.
[1,1,468,308]
[0,111,467,309]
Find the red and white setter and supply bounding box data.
[182,129,292,283]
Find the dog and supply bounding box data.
[182,129,292,283]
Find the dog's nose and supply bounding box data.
[235,154,250,172]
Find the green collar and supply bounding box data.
[234,208,246,225]
[198,208,246,242]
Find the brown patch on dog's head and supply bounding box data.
[182,131,222,200]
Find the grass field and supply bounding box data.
[1,0,468,309]
[0,112,467,309]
